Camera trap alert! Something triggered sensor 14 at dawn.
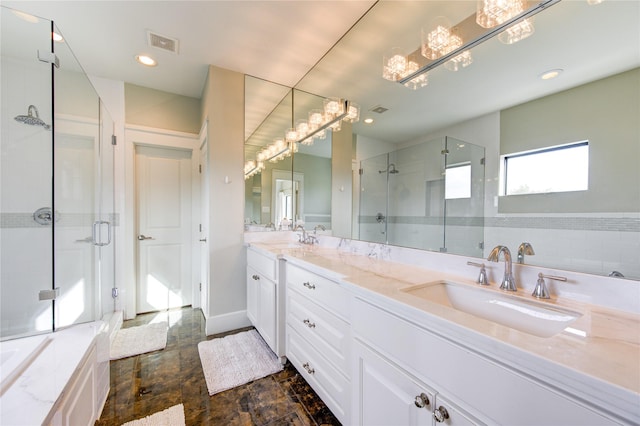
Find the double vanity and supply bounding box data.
[245,232,639,425]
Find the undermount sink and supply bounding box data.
[401,281,582,338]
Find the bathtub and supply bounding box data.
[0,321,110,425]
[0,334,51,396]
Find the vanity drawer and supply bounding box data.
[287,289,350,377]
[247,247,277,281]
[287,326,350,424]
[286,263,349,319]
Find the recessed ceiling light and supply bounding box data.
[52,32,64,42]
[135,55,157,67]
[540,69,563,80]
[364,118,374,124]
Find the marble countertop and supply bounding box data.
[248,240,640,417]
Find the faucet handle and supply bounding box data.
[467,261,489,285]
[532,273,567,299]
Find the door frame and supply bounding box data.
[123,125,200,320]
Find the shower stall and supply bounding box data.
[359,136,485,257]
[1,6,116,340]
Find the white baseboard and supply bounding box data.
[205,309,251,336]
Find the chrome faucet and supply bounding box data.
[487,245,517,291]
[517,242,535,264]
[294,224,317,245]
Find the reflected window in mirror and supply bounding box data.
[445,162,471,199]
[501,141,589,196]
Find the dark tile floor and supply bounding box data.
[96,307,341,426]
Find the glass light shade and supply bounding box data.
[296,119,310,138]
[498,17,535,44]
[476,0,515,28]
[421,25,453,59]
[329,119,342,132]
[285,128,298,144]
[308,109,324,130]
[383,47,407,81]
[344,102,360,123]
[323,98,344,118]
[445,50,473,71]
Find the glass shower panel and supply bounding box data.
[443,136,485,257]
[0,7,55,339]
[359,153,389,243]
[52,21,115,328]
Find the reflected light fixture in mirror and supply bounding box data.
[476,0,535,44]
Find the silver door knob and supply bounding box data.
[137,234,154,240]
[199,238,207,242]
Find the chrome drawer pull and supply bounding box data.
[303,281,316,290]
[302,362,315,375]
[303,319,316,328]
[252,274,260,280]
[433,406,449,423]
[414,393,430,408]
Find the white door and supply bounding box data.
[136,146,192,313]
[199,141,209,316]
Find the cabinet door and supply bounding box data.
[258,275,277,352]
[246,267,259,326]
[353,341,434,426]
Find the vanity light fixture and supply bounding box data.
[245,99,358,178]
[363,118,374,124]
[539,68,563,80]
[135,54,157,67]
[390,0,560,88]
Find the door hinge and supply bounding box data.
[112,287,119,298]
[111,135,117,146]
[39,288,60,301]
[199,283,202,292]
[441,149,449,155]
[37,50,60,68]
[480,157,485,165]
[359,168,363,175]
[199,223,202,232]
[199,164,202,173]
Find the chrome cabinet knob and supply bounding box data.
[303,281,316,290]
[252,274,260,280]
[414,393,430,408]
[433,406,449,423]
[303,319,316,328]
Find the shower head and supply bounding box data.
[379,163,399,174]
[14,105,51,131]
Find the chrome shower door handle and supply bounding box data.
[93,221,112,246]
[137,234,154,241]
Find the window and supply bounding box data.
[501,141,589,196]
[445,162,471,199]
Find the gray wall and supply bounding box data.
[499,68,639,213]
[125,83,201,133]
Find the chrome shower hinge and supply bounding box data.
[39,288,60,301]
[37,50,60,68]
[112,287,119,298]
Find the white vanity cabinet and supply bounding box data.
[246,246,285,359]
[285,263,351,424]
[352,296,618,426]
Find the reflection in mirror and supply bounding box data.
[357,136,484,257]
[292,0,639,279]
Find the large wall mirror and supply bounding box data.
[245,0,639,280]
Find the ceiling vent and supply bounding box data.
[370,106,389,114]
[147,31,179,54]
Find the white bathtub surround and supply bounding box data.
[0,334,51,396]
[0,321,109,425]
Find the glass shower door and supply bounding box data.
[359,153,389,243]
[0,7,55,338]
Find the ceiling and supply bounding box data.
[3,1,639,149]
[1,0,376,98]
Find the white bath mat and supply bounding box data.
[198,329,282,395]
[121,403,185,426]
[110,321,168,360]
